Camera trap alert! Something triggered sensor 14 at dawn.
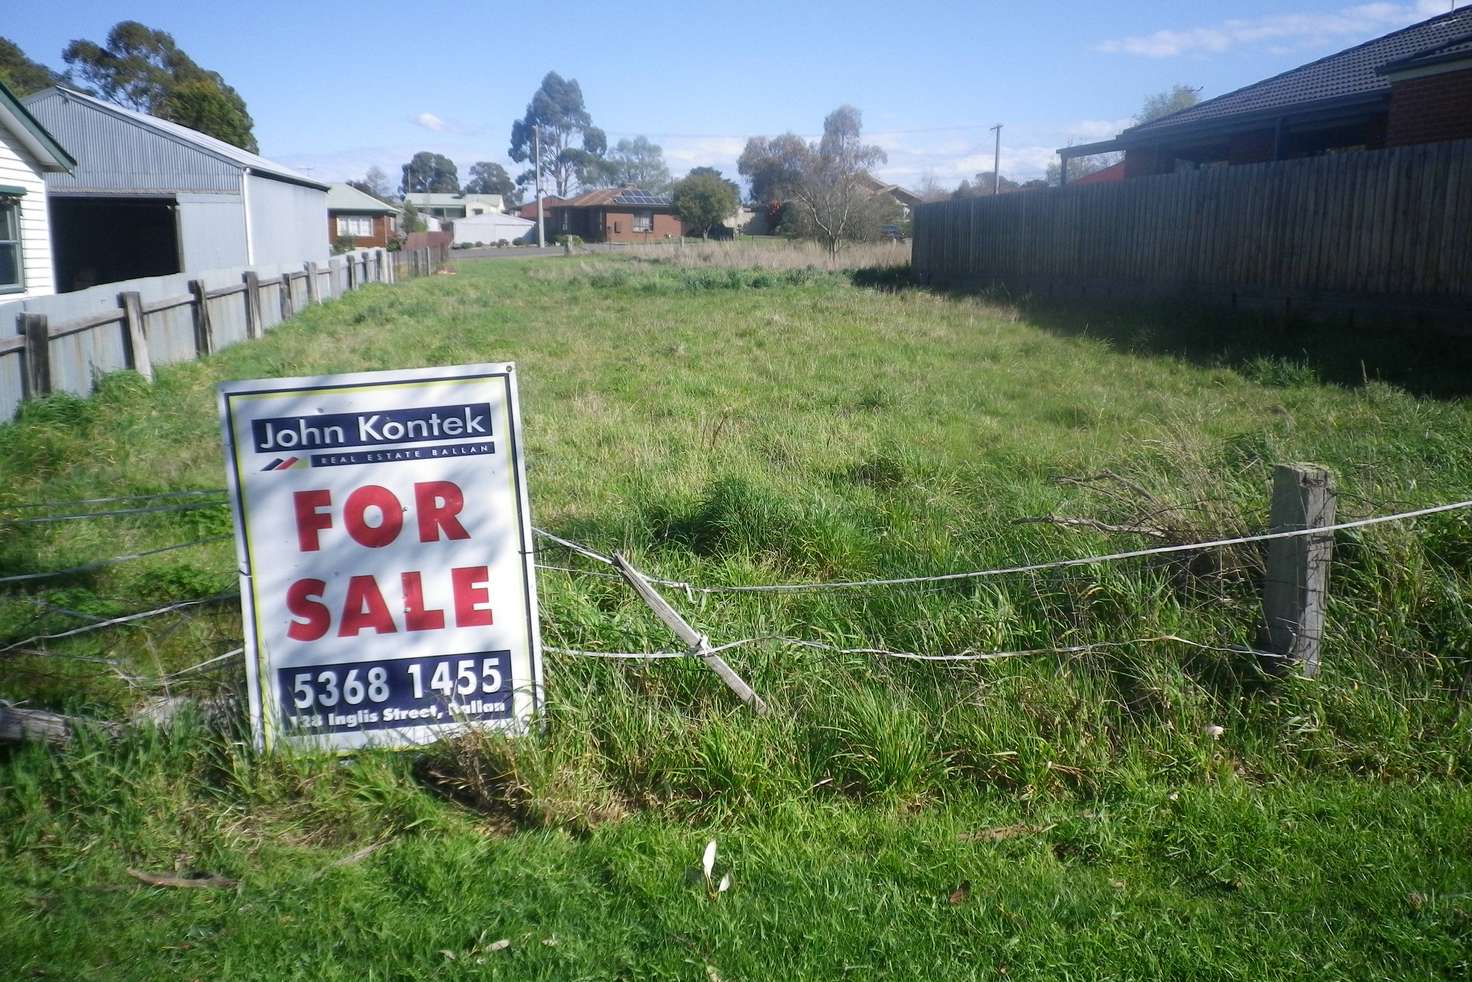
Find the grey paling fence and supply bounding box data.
[912,138,1472,321]
[0,247,423,423]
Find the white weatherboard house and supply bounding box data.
[23,86,328,293]
[0,81,75,300]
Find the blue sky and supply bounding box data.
[7,0,1464,189]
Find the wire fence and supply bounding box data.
[3,482,1470,721]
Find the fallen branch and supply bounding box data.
[127,868,238,889]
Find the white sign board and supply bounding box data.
[218,364,541,751]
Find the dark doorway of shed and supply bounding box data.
[49,196,181,293]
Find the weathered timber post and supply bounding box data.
[1260,463,1336,677]
[242,272,262,339]
[375,249,384,282]
[187,280,213,357]
[279,273,295,321]
[117,291,153,380]
[304,262,320,304]
[346,253,358,290]
[17,313,50,399]
[611,552,769,714]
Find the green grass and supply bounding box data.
[3,256,1471,978]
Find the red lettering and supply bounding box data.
[415,481,470,542]
[293,490,333,552]
[286,578,330,641]
[338,575,397,636]
[452,565,493,627]
[344,485,403,548]
[401,571,446,631]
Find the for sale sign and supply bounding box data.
[218,364,541,751]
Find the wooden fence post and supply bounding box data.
[242,272,262,339]
[375,249,384,282]
[1260,463,1336,677]
[611,552,769,714]
[304,262,320,304]
[346,253,358,290]
[187,281,213,357]
[279,273,295,321]
[17,313,50,399]
[117,291,153,381]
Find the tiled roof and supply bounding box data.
[1380,32,1472,73]
[556,186,672,208]
[1125,6,1472,139]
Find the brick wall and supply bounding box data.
[601,210,683,242]
[1387,67,1472,146]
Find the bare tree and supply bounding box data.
[741,106,886,257]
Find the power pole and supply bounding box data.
[990,124,1003,195]
[534,124,545,249]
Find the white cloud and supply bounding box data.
[414,112,449,132]
[1097,0,1453,58]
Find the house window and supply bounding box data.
[336,215,373,237]
[0,198,22,292]
[632,209,653,232]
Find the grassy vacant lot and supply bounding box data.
[3,254,1471,978]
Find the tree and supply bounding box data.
[161,79,255,150]
[507,71,607,197]
[348,166,392,203]
[401,199,427,233]
[1137,84,1201,125]
[400,152,459,195]
[739,105,888,256]
[465,161,517,202]
[0,37,63,95]
[951,172,1020,197]
[604,136,671,191]
[738,133,809,205]
[62,21,257,151]
[672,170,739,238]
[915,171,952,203]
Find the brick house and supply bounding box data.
[327,183,398,249]
[544,187,684,242]
[1058,6,1472,182]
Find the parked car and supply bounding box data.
[880,224,905,241]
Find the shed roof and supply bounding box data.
[1122,5,1472,140]
[327,183,398,213]
[23,86,326,190]
[0,80,74,173]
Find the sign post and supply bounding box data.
[218,364,541,751]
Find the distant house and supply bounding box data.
[0,80,74,300]
[1059,5,1472,182]
[326,183,399,249]
[516,196,564,221]
[23,86,328,292]
[403,192,504,223]
[855,174,921,219]
[545,187,683,242]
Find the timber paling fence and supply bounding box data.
[912,138,1472,323]
[0,242,452,423]
[5,462,1472,744]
